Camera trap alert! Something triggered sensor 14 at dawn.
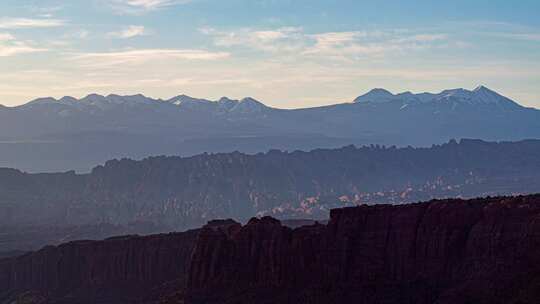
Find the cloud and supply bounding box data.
[393,34,448,43]
[494,33,540,42]
[107,25,147,38]
[0,18,66,29]
[303,31,453,60]
[0,33,47,56]
[70,49,230,67]
[309,31,364,46]
[200,26,305,52]
[449,21,540,43]
[107,0,192,14]
[0,45,47,57]
[0,32,48,56]
[202,27,452,60]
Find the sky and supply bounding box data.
[0,0,539,109]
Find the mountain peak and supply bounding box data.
[105,94,156,105]
[169,95,213,106]
[433,86,521,109]
[352,86,523,110]
[240,97,262,104]
[59,96,77,103]
[218,97,237,103]
[83,93,105,100]
[230,97,268,114]
[354,88,395,103]
[473,85,490,92]
[369,88,393,95]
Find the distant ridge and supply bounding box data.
[1,138,540,235]
[4,85,530,110]
[0,86,539,172]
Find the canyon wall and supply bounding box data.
[0,229,199,304]
[187,195,540,304]
[3,195,540,304]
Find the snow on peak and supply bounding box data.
[434,86,520,108]
[169,95,214,108]
[353,86,522,109]
[230,97,268,114]
[473,85,490,92]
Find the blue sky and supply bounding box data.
[1,0,539,108]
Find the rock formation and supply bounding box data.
[3,194,540,303]
[0,229,199,303]
[187,194,540,303]
[2,139,540,253]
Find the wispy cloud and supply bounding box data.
[107,25,148,38]
[493,33,540,42]
[70,49,230,67]
[448,20,540,43]
[303,31,452,60]
[200,26,305,52]
[0,32,47,56]
[107,0,192,14]
[0,18,66,29]
[392,34,448,43]
[202,27,454,60]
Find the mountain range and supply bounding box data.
[1,86,539,172]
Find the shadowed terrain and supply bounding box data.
[2,195,540,303]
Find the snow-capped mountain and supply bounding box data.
[168,95,217,111]
[230,97,268,114]
[0,86,538,172]
[354,86,522,110]
[167,95,270,114]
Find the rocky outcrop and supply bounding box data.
[3,195,540,304]
[2,139,540,244]
[0,229,199,304]
[187,194,540,304]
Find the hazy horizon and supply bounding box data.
[1,0,539,109]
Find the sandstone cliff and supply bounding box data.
[0,230,199,304]
[3,195,540,304]
[187,194,540,304]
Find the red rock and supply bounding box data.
[0,230,198,303]
[186,195,540,304]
